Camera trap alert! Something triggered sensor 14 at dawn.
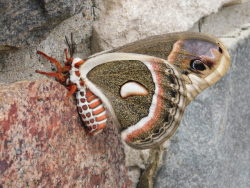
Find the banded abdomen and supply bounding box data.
[76,86,108,135]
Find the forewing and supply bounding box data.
[108,32,230,103]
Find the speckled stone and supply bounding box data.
[0,80,131,187]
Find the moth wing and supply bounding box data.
[80,53,187,149]
[104,32,230,103]
[91,32,219,60]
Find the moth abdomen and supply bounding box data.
[69,58,109,135]
[76,87,108,135]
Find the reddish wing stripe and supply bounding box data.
[125,62,164,142]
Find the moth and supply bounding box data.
[36,32,230,149]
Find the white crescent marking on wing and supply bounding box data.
[120,81,148,98]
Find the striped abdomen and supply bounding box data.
[76,86,107,135]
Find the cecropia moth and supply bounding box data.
[36,32,230,149]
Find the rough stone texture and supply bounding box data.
[224,0,250,6]
[0,80,131,188]
[124,145,150,187]
[0,11,93,84]
[0,0,92,50]
[191,1,250,37]
[154,4,250,188]
[91,0,234,52]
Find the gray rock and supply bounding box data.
[91,0,231,52]
[0,4,94,84]
[0,0,92,50]
[154,30,250,188]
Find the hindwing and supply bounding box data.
[80,53,186,148]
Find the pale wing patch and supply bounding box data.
[120,81,149,98]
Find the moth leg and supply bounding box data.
[35,70,67,83]
[61,65,71,72]
[37,51,63,73]
[66,84,77,97]
[36,50,71,85]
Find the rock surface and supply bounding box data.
[91,0,234,52]
[0,11,93,84]
[0,0,92,50]
[154,4,250,188]
[191,1,250,37]
[0,80,131,187]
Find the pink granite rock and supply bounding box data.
[0,80,131,188]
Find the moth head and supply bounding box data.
[168,35,230,101]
